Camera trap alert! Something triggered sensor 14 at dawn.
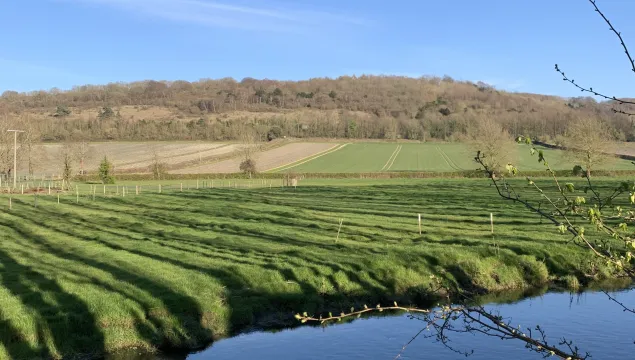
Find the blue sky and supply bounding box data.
[1,0,634,98]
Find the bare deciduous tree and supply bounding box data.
[468,117,517,176]
[59,143,75,188]
[73,140,94,176]
[563,117,615,177]
[0,114,17,178]
[150,148,168,180]
[238,125,259,177]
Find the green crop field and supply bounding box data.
[0,178,623,359]
[389,143,474,171]
[277,143,399,173]
[281,143,635,173]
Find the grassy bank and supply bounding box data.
[0,178,625,359]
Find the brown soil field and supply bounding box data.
[614,143,635,157]
[28,142,238,176]
[176,142,335,174]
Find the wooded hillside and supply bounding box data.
[1,75,633,142]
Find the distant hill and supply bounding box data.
[1,75,633,142]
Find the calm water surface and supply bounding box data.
[184,288,634,360]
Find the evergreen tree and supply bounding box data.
[98,156,115,184]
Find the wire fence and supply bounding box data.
[0,177,292,197]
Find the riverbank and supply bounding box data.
[0,179,628,359]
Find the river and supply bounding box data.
[111,287,634,359]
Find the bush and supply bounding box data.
[239,159,257,177]
[54,105,71,117]
[98,106,115,120]
[267,126,282,141]
[151,161,168,180]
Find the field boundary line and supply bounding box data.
[385,145,402,171]
[381,145,401,171]
[267,143,349,172]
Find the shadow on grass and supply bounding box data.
[0,182,618,358]
[0,213,214,359]
[0,247,105,360]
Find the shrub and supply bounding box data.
[239,159,257,177]
[98,156,115,184]
[267,126,282,141]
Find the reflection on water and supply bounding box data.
[184,288,634,360]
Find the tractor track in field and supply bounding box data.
[267,143,349,172]
[381,145,402,171]
[117,144,234,168]
[435,146,464,171]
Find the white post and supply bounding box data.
[76,185,79,203]
[490,213,494,234]
[336,218,343,242]
[418,214,422,235]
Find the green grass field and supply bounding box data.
[0,178,623,359]
[284,143,635,173]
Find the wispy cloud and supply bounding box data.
[65,0,367,32]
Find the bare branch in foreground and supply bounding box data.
[555,0,635,116]
[296,303,589,360]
